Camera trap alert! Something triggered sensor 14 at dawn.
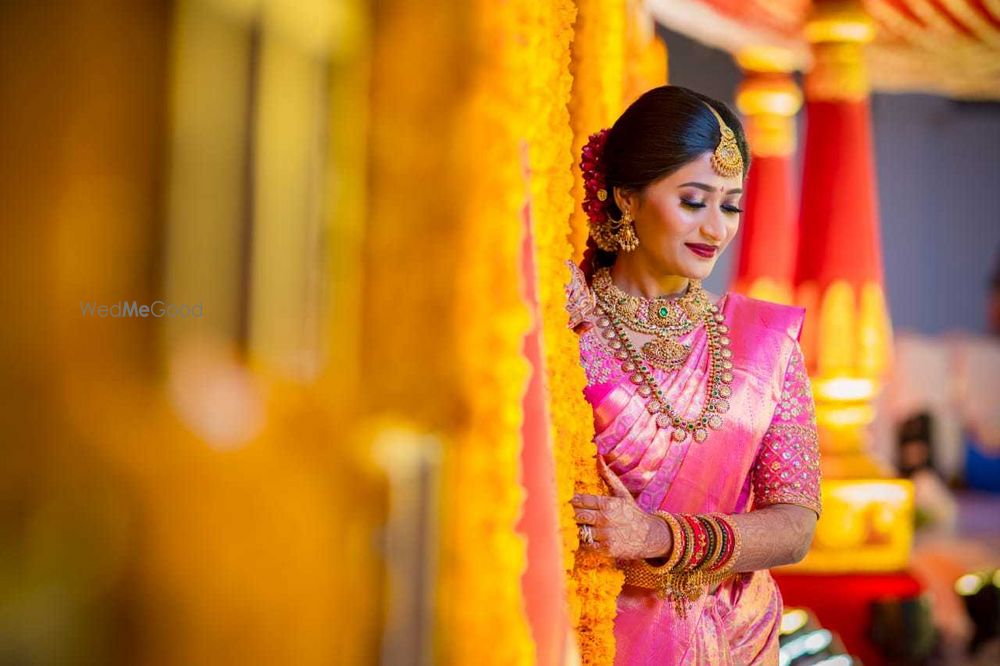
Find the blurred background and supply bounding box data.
[0,1,997,665]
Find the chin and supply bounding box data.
[682,261,716,281]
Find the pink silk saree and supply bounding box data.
[572,281,823,666]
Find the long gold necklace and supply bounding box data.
[590,268,733,443]
[591,267,704,371]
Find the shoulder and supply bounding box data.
[724,292,805,342]
[564,260,598,333]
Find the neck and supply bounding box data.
[610,252,690,299]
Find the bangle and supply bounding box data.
[708,514,729,572]
[708,513,742,574]
[652,511,684,571]
[693,515,719,572]
[712,515,733,572]
[627,511,684,582]
[675,514,696,571]
[620,511,742,619]
[725,515,743,573]
[680,514,707,572]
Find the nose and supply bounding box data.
[701,210,727,244]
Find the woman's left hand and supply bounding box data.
[571,455,672,560]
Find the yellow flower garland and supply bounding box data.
[443,0,541,663]
[365,1,668,662]
[365,0,535,662]
[510,4,613,661]
[567,0,627,263]
[549,3,630,664]
[545,3,667,663]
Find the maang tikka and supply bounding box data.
[703,103,744,178]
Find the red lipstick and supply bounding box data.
[685,243,718,259]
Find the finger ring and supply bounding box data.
[578,523,595,546]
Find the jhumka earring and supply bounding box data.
[591,192,640,253]
[703,103,744,178]
[613,209,640,253]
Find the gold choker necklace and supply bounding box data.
[591,268,708,372]
[590,267,733,443]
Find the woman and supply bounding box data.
[567,85,822,665]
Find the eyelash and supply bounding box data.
[681,199,743,214]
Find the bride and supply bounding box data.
[567,85,822,665]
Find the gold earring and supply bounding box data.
[590,206,640,253]
[616,209,639,252]
[618,211,639,252]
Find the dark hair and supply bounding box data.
[585,85,751,274]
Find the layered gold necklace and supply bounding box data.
[590,267,733,443]
[592,268,706,371]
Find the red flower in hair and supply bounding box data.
[580,128,611,226]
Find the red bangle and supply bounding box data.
[681,514,708,572]
[674,513,695,571]
[708,514,735,572]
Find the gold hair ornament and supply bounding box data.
[704,103,744,178]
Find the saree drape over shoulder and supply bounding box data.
[571,277,823,666]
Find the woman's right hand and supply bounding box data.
[571,455,674,560]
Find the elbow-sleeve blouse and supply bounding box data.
[750,342,823,518]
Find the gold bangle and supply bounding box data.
[621,563,669,591]
[727,517,743,574]
[651,511,684,572]
[619,513,743,620]
[632,512,681,584]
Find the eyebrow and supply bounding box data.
[679,182,743,195]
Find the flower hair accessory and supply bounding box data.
[580,128,639,252]
[580,128,611,226]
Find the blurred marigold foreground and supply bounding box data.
[0,0,668,663]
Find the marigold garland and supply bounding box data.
[366,1,669,662]
[566,0,626,263]
[434,3,669,662]
[542,3,669,663]
[513,1,587,626]
[623,0,669,107]
[366,0,535,663]
[442,0,539,663]
[544,3,629,664]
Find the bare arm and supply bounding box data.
[728,503,817,570]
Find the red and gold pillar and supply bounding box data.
[732,47,803,304]
[789,0,912,573]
